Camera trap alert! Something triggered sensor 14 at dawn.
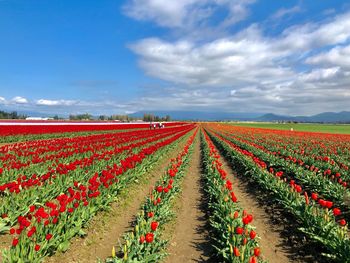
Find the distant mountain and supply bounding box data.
[130,111,262,121]
[255,111,350,123]
[255,113,293,122]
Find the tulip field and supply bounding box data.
[0,121,350,262]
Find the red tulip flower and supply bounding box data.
[12,238,19,247]
[35,244,41,251]
[145,232,154,243]
[333,208,341,216]
[151,221,159,231]
[233,247,240,257]
[235,227,244,235]
[147,212,154,218]
[249,256,257,263]
[250,230,256,239]
[339,219,347,226]
[139,235,145,244]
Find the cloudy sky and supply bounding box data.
[1,0,350,116]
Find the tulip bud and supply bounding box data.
[229,244,233,254]
[112,246,116,258]
[123,245,128,260]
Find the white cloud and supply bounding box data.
[0,97,6,104]
[130,32,294,87]
[127,10,350,115]
[300,67,341,82]
[271,5,302,20]
[123,0,256,29]
[306,44,350,69]
[274,11,350,52]
[11,96,28,104]
[36,99,78,106]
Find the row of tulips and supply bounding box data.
[201,130,262,263]
[0,125,188,178]
[221,124,350,183]
[204,126,350,262]
[215,129,350,222]
[221,127,350,189]
[0,128,143,144]
[0,126,193,229]
[106,128,198,262]
[0,127,183,192]
[1,126,195,262]
[0,122,186,142]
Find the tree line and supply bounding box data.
[69,113,171,122]
[0,110,171,122]
[0,110,27,119]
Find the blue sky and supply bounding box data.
[0,0,350,116]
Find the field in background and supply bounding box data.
[228,122,350,134]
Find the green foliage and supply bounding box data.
[0,110,26,119]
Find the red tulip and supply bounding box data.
[156,186,163,193]
[235,227,243,235]
[295,185,302,193]
[254,247,260,256]
[250,230,256,239]
[10,228,15,235]
[139,235,145,244]
[318,199,326,207]
[30,205,36,212]
[325,201,333,209]
[35,244,41,251]
[148,212,154,218]
[333,208,341,216]
[151,221,158,231]
[311,193,318,201]
[339,219,347,226]
[12,238,19,247]
[249,256,257,263]
[233,247,240,257]
[46,233,53,240]
[145,232,154,243]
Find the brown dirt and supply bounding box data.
[0,233,12,262]
[45,134,190,263]
[164,134,213,263]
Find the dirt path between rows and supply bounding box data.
[164,135,213,263]
[212,144,292,263]
[46,135,190,263]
